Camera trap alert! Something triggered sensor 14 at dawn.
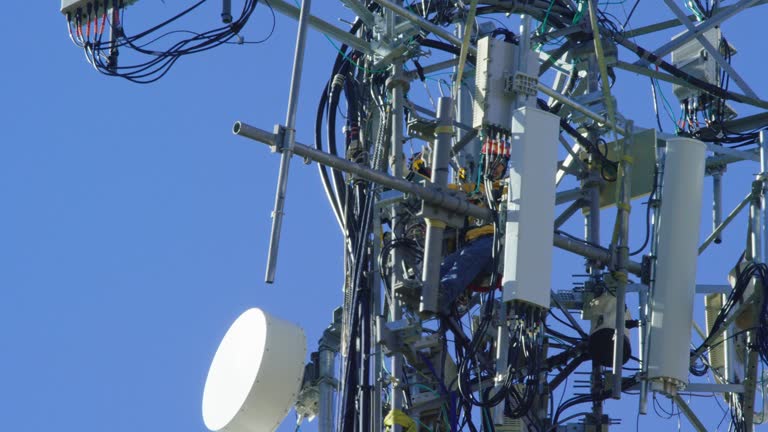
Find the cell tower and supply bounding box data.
[62,0,768,431]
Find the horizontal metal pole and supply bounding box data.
[626,284,730,294]
[553,233,642,275]
[618,60,768,110]
[706,142,760,163]
[405,59,459,80]
[683,383,745,393]
[236,121,651,274]
[618,2,768,38]
[622,16,692,39]
[615,60,697,90]
[234,121,493,221]
[538,84,627,135]
[695,284,731,294]
[707,150,760,168]
[269,0,374,55]
[723,112,768,133]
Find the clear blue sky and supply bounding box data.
[1,1,766,431]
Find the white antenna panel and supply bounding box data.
[502,107,559,308]
[646,137,706,393]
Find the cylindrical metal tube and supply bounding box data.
[611,278,627,398]
[318,348,336,432]
[713,171,723,244]
[586,171,601,268]
[551,233,643,276]
[646,137,706,393]
[233,123,648,271]
[371,208,383,432]
[712,171,723,244]
[420,97,454,315]
[760,130,768,264]
[265,0,313,284]
[752,198,763,264]
[221,0,232,23]
[640,145,664,414]
[389,66,406,432]
[637,287,649,368]
[234,122,493,221]
[699,193,751,255]
[611,122,633,399]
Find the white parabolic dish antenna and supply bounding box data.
[202,308,307,432]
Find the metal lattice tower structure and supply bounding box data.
[61,0,768,431]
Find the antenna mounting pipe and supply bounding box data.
[264,0,312,284]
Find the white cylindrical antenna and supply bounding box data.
[502,107,559,308]
[646,137,706,394]
[202,308,306,432]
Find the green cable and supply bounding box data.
[572,0,585,24]
[654,78,679,128]
[441,405,451,429]
[411,383,441,395]
[413,418,434,432]
[685,0,705,20]
[474,153,485,193]
[538,0,557,35]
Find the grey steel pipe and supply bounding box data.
[752,188,764,264]
[317,347,336,432]
[760,130,768,264]
[640,146,664,415]
[221,0,232,23]
[234,122,493,222]
[713,171,723,244]
[265,0,312,284]
[552,233,642,276]
[699,192,751,255]
[611,121,633,399]
[420,97,454,315]
[637,287,649,377]
[371,205,384,432]
[389,62,407,432]
[673,395,708,432]
[233,125,646,273]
